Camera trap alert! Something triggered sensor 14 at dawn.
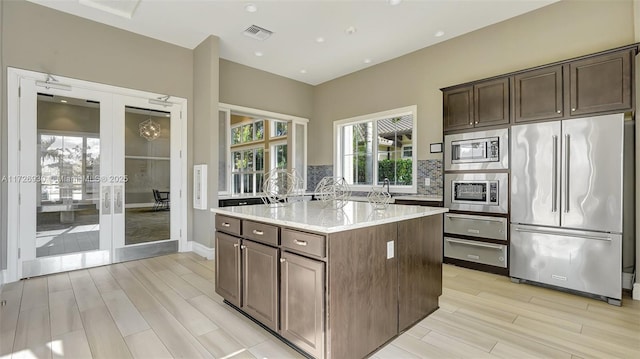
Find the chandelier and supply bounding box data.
[139,118,161,141]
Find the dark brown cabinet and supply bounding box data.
[443,86,474,131]
[280,251,324,359]
[398,216,442,331]
[241,239,279,332]
[215,232,241,308]
[443,79,509,132]
[474,77,510,127]
[514,65,564,122]
[569,50,633,116]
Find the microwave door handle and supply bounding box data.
[552,135,558,213]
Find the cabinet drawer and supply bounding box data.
[282,229,326,259]
[444,237,507,268]
[216,215,241,236]
[444,213,507,242]
[243,220,279,246]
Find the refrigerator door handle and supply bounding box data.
[564,134,570,213]
[513,227,612,241]
[552,135,558,212]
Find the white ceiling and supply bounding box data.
[27,0,559,85]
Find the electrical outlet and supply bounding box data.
[424,178,431,186]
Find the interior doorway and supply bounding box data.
[7,68,188,281]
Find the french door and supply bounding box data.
[8,69,185,279]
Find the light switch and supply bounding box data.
[387,241,394,259]
[424,178,431,186]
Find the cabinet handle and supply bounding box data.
[571,108,576,112]
[233,243,239,248]
[475,121,478,124]
[241,245,247,249]
[252,229,264,236]
[280,258,286,263]
[293,239,308,246]
[221,222,230,227]
[556,110,561,114]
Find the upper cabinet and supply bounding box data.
[514,65,564,123]
[474,77,510,127]
[443,85,473,131]
[568,50,632,116]
[443,78,509,132]
[443,45,637,132]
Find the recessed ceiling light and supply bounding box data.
[316,37,325,43]
[388,0,402,5]
[434,30,445,37]
[345,26,357,35]
[364,58,372,64]
[254,51,263,57]
[245,3,257,13]
[300,69,307,74]
[60,99,68,103]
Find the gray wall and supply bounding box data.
[1,0,193,270]
[220,59,314,119]
[192,36,220,248]
[310,0,635,165]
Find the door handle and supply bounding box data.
[445,238,504,250]
[114,185,123,214]
[513,227,611,241]
[552,135,558,213]
[252,229,264,236]
[564,134,570,213]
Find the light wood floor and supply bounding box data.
[1,254,639,359]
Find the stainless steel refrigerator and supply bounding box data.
[510,113,624,305]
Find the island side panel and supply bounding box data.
[326,222,398,359]
[398,214,443,331]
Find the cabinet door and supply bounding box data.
[569,50,632,116]
[280,252,325,359]
[474,77,510,127]
[443,86,474,132]
[215,232,241,307]
[242,240,279,331]
[514,65,564,122]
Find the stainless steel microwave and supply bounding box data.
[444,128,509,171]
[445,173,508,214]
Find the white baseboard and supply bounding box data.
[0,269,6,288]
[622,272,634,290]
[634,283,640,301]
[190,241,215,260]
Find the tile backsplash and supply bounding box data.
[306,160,443,196]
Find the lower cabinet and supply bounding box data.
[215,231,279,331]
[215,232,241,308]
[280,251,325,359]
[241,240,279,332]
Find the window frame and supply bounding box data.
[230,145,265,195]
[333,105,417,193]
[218,103,309,196]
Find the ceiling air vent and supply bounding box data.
[243,25,273,41]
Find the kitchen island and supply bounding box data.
[211,201,447,359]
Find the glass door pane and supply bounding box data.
[36,94,101,258]
[124,106,171,245]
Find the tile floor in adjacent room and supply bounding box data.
[1,253,639,359]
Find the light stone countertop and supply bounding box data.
[211,200,447,234]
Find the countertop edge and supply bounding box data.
[211,206,448,234]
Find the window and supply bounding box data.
[271,142,288,169]
[334,106,417,193]
[39,133,100,202]
[271,120,288,137]
[402,145,413,158]
[231,119,264,145]
[231,147,264,194]
[219,103,308,196]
